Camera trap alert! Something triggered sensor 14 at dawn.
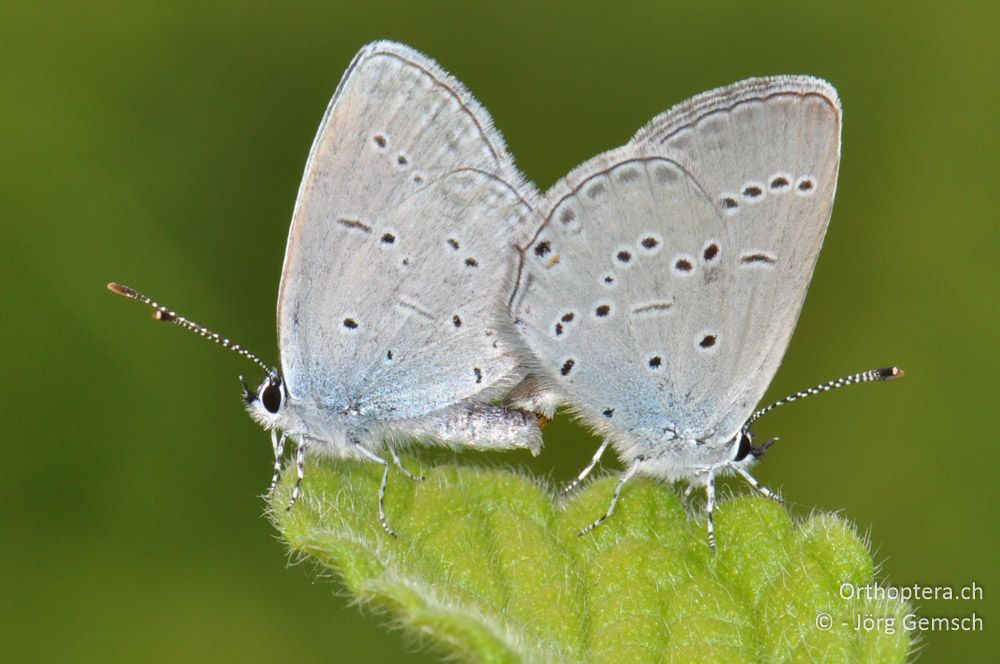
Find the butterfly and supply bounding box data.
[110,42,544,536]
[509,76,902,549]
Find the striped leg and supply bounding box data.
[705,474,717,552]
[285,441,307,510]
[354,444,397,538]
[562,438,610,495]
[732,465,782,503]
[389,446,424,482]
[681,482,696,506]
[268,432,287,496]
[578,460,641,536]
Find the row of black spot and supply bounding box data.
[616,242,720,267]
[721,175,816,211]
[338,217,485,271]
[371,133,424,184]
[343,312,468,331]
[556,334,718,380]
[372,133,410,167]
[444,236,481,268]
[534,237,719,268]
[553,311,575,337]
[553,303,610,337]
[383,346,483,385]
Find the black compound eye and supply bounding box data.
[261,380,282,414]
[734,431,753,462]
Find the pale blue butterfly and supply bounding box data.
[111,41,543,536]
[509,76,902,549]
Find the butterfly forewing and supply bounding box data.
[637,77,842,439]
[278,41,538,420]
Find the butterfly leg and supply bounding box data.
[681,482,696,506]
[268,431,288,496]
[732,465,782,503]
[389,445,424,482]
[354,444,398,538]
[562,438,610,495]
[578,459,641,536]
[286,440,307,510]
[705,473,718,552]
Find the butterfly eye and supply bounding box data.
[733,431,753,462]
[261,379,283,414]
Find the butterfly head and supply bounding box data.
[730,428,777,469]
[242,370,287,428]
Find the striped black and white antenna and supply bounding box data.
[746,366,904,429]
[107,282,271,375]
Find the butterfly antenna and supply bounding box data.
[746,367,904,428]
[107,282,272,375]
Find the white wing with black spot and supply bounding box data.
[512,76,841,444]
[278,42,538,421]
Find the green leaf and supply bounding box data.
[270,459,912,663]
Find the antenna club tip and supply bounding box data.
[880,367,905,380]
[107,282,133,297]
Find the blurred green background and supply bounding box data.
[3,1,996,662]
